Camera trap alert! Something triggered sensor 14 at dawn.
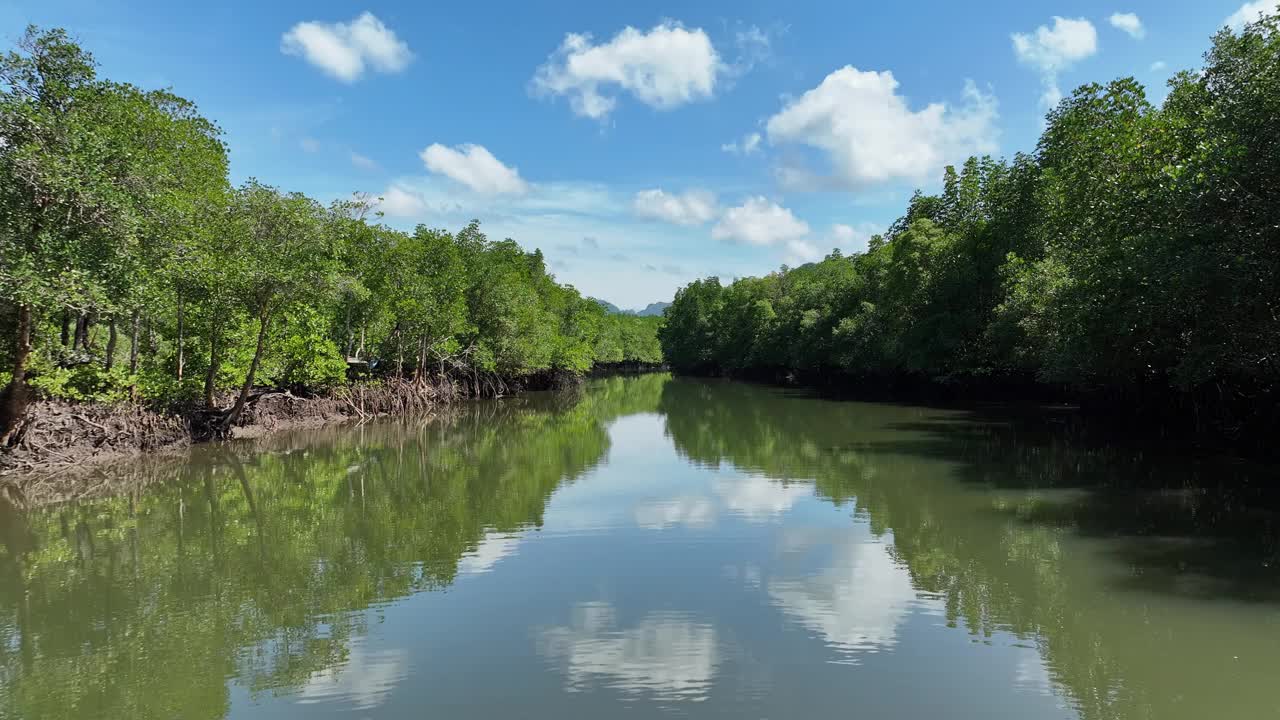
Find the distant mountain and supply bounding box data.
[590,298,670,317]
[591,298,624,314]
[636,302,670,317]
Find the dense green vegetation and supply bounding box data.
[659,15,1280,443]
[0,27,659,438]
[593,313,664,366]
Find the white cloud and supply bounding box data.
[731,25,772,75]
[784,238,823,265]
[1012,17,1099,108]
[712,197,810,246]
[350,151,378,170]
[1150,60,1167,72]
[1226,1,1278,30]
[281,12,412,82]
[420,143,529,195]
[1108,12,1145,39]
[377,184,427,217]
[765,68,998,188]
[299,137,320,153]
[831,224,858,245]
[531,22,722,120]
[830,222,880,254]
[538,603,719,700]
[721,132,762,155]
[783,223,880,265]
[632,189,718,226]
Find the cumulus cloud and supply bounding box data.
[350,151,378,170]
[784,239,823,265]
[712,197,810,247]
[721,132,762,155]
[281,12,412,82]
[831,224,858,245]
[765,68,998,189]
[1150,60,1167,72]
[830,222,881,254]
[1012,17,1099,107]
[420,143,529,195]
[632,189,718,226]
[1226,1,1279,30]
[377,184,427,217]
[782,223,880,265]
[1108,12,1145,39]
[531,22,722,119]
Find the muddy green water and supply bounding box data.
[2,374,1279,719]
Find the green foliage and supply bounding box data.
[27,355,133,402]
[595,313,663,365]
[267,309,348,390]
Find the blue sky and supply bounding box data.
[2,0,1272,308]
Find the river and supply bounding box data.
[1,374,1278,719]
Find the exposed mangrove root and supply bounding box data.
[0,378,468,478]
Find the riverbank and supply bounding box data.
[0,378,462,483]
[0,365,612,489]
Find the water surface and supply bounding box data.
[2,375,1279,719]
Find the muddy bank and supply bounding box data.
[0,379,461,482]
[2,408,474,510]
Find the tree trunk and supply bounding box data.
[395,328,404,378]
[416,336,426,381]
[176,294,185,382]
[129,311,140,374]
[204,326,220,409]
[105,317,118,372]
[224,305,271,429]
[0,304,34,443]
[344,305,354,359]
[60,312,71,348]
[74,313,88,351]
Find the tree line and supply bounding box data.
[659,14,1280,446]
[0,26,660,438]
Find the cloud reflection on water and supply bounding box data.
[538,601,719,701]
